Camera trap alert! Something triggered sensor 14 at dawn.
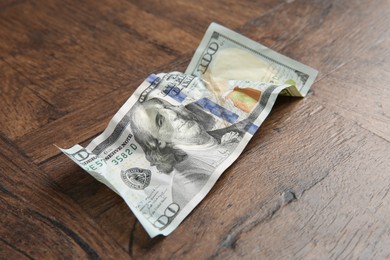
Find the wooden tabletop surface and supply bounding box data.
[1,0,389,259]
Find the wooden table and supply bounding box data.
[1,0,389,258]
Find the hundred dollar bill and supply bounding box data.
[186,23,318,97]
[60,24,317,238]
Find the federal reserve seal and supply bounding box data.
[121,168,151,190]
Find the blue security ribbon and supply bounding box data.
[195,98,239,124]
[244,123,258,135]
[163,84,187,103]
[146,74,159,84]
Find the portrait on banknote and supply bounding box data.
[129,96,244,206]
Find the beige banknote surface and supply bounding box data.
[186,23,318,97]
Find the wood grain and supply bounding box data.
[0,59,63,140]
[215,129,390,259]
[0,0,175,116]
[0,0,389,258]
[0,135,129,259]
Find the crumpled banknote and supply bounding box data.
[60,23,317,237]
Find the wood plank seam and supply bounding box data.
[31,210,100,259]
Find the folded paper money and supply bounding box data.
[60,23,318,237]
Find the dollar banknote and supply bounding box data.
[60,23,317,238]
